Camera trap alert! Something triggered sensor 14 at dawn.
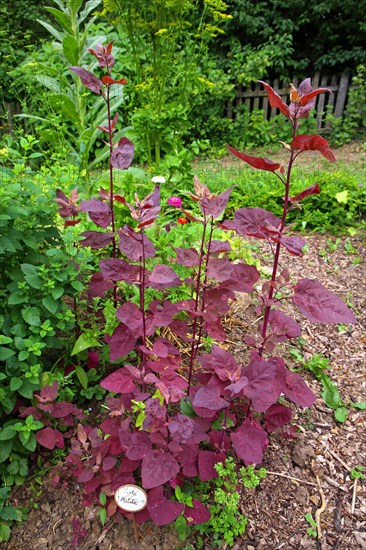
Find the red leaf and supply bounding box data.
[147,265,181,290]
[173,247,200,267]
[279,235,306,256]
[80,231,114,249]
[79,199,111,228]
[192,386,229,418]
[201,186,235,218]
[266,404,292,432]
[118,225,155,261]
[289,183,321,203]
[228,145,281,172]
[242,358,286,412]
[141,450,179,489]
[258,81,291,118]
[36,427,64,450]
[99,258,139,282]
[101,75,127,86]
[100,367,136,393]
[299,88,331,107]
[184,500,211,525]
[269,310,302,341]
[70,67,103,94]
[107,325,136,362]
[116,302,144,337]
[87,272,114,299]
[293,278,357,323]
[111,138,134,170]
[198,451,226,481]
[284,370,316,407]
[231,418,268,465]
[126,431,152,460]
[198,344,241,382]
[291,135,336,162]
[64,219,81,226]
[147,487,184,526]
[222,207,281,239]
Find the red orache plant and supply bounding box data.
[53,58,357,541]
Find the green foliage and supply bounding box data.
[327,66,366,146]
[0,487,27,542]
[175,458,266,547]
[305,512,318,538]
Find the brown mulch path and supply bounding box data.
[2,233,365,550]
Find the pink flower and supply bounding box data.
[167,196,182,208]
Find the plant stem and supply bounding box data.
[187,220,208,395]
[259,124,297,356]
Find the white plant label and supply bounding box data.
[114,484,147,513]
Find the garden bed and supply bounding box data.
[2,232,365,550]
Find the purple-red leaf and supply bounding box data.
[198,451,226,482]
[184,500,211,525]
[293,278,357,323]
[228,145,281,172]
[88,272,114,299]
[36,427,64,450]
[258,80,291,118]
[147,487,184,526]
[269,310,302,342]
[291,135,336,162]
[107,325,136,362]
[80,231,114,249]
[198,344,241,382]
[141,450,179,489]
[111,138,134,169]
[100,367,136,393]
[70,67,103,94]
[126,431,152,460]
[173,247,200,267]
[222,207,281,239]
[99,259,139,283]
[231,418,268,465]
[279,235,306,256]
[266,404,293,432]
[201,186,235,218]
[118,225,155,260]
[147,265,181,290]
[284,370,316,407]
[192,386,229,418]
[116,302,144,337]
[289,183,321,203]
[242,358,286,412]
[79,199,112,228]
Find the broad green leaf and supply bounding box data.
[71,332,101,355]
[19,431,37,452]
[10,378,23,392]
[35,75,61,93]
[37,19,64,42]
[0,523,11,542]
[0,347,15,361]
[78,0,102,25]
[63,34,80,65]
[352,401,366,410]
[335,191,348,204]
[17,381,39,400]
[75,365,88,389]
[0,506,20,521]
[321,376,342,409]
[42,296,59,315]
[69,0,84,16]
[0,336,12,345]
[21,307,41,327]
[45,7,73,34]
[334,407,348,423]
[0,427,16,441]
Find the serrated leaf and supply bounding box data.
[0,336,12,345]
[0,522,11,542]
[10,378,23,391]
[42,296,59,315]
[0,347,15,361]
[21,307,41,327]
[0,426,16,441]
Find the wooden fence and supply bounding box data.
[226,72,352,130]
